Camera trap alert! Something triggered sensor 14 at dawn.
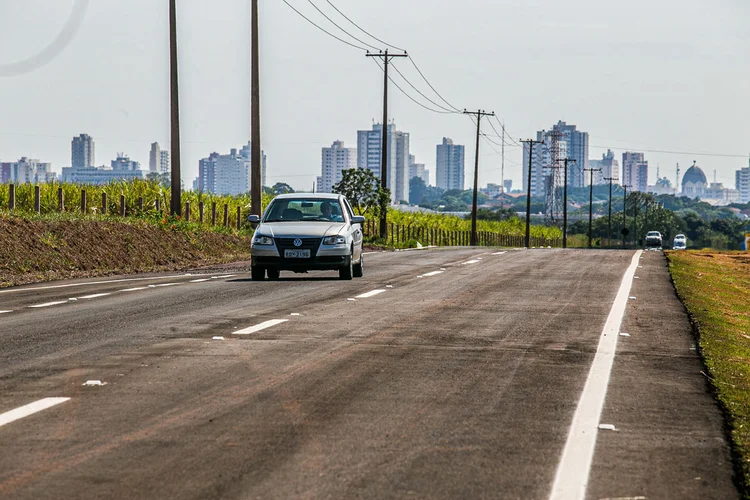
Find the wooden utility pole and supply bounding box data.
[622,184,631,248]
[366,50,408,239]
[604,176,619,248]
[169,0,182,216]
[251,0,262,217]
[463,109,495,246]
[521,139,544,248]
[584,167,601,248]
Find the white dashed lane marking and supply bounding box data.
[462,259,481,265]
[28,301,68,309]
[190,279,211,283]
[0,397,70,427]
[418,271,444,278]
[0,274,206,295]
[355,289,387,299]
[120,287,149,292]
[233,319,289,335]
[0,310,12,314]
[78,293,112,300]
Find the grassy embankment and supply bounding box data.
[667,250,750,494]
[0,212,251,288]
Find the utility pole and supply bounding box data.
[250,0,262,217]
[549,158,576,248]
[604,176,619,248]
[464,109,495,246]
[500,120,505,194]
[521,139,544,248]
[169,0,181,216]
[584,167,601,248]
[621,184,631,248]
[366,49,408,239]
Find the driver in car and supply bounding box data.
[320,201,343,222]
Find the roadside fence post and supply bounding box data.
[211,202,217,226]
[58,187,64,212]
[120,194,126,217]
[390,223,394,245]
[185,201,191,222]
[236,206,241,230]
[199,202,204,223]
[223,203,229,227]
[34,185,40,213]
[138,197,144,213]
[80,189,87,213]
[101,193,107,215]
[155,198,161,213]
[8,184,15,210]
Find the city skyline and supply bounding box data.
[1,0,748,195]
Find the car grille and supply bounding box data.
[275,237,322,258]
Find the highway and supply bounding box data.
[0,248,738,499]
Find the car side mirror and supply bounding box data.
[247,215,260,223]
[351,216,365,224]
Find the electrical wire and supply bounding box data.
[281,0,368,51]
[369,59,456,115]
[389,64,458,114]
[323,0,406,52]
[407,58,462,112]
[305,0,380,51]
[589,144,747,159]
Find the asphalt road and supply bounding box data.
[0,248,737,499]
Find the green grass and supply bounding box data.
[667,250,750,496]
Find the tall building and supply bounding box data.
[551,121,589,187]
[149,143,161,172]
[522,130,567,197]
[317,140,356,193]
[436,137,465,191]
[239,141,267,188]
[622,152,648,192]
[357,123,409,203]
[111,153,140,171]
[736,161,750,203]
[408,154,428,184]
[503,179,512,193]
[149,143,171,173]
[591,149,619,185]
[213,148,249,196]
[71,134,95,169]
[2,158,56,183]
[198,153,219,193]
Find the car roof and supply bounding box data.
[272,193,341,200]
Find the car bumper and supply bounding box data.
[252,255,349,271]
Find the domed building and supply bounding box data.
[681,161,707,196]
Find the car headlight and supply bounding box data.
[253,235,274,245]
[322,235,346,245]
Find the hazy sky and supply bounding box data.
[1,0,749,191]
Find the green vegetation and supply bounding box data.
[668,251,750,495]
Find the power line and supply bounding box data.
[305,0,380,51]
[407,59,462,112]
[323,0,406,52]
[369,59,455,115]
[389,64,458,114]
[281,0,368,51]
[590,144,747,159]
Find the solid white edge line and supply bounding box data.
[28,301,68,308]
[78,293,111,300]
[0,274,208,295]
[0,397,71,427]
[355,289,387,299]
[189,279,211,283]
[120,287,148,292]
[548,250,642,500]
[154,283,180,287]
[0,310,12,314]
[233,319,289,335]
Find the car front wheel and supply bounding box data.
[251,265,265,281]
[353,251,364,278]
[339,252,354,280]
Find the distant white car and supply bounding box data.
[673,234,687,250]
[645,231,663,249]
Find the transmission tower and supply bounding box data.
[544,128,563,221]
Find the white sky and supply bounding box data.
[1,0,749,191]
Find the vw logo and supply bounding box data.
[293,238,303,247]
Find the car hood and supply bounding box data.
[258,222,347,238]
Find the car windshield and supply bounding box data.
[647,232,660,237]
[263,198,345,223]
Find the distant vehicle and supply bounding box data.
[673,234,687,250]
[645,231,663,249]
[248,193,365,281]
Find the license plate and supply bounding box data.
[284,249,310,259]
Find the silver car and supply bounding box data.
[248,193,365,280]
